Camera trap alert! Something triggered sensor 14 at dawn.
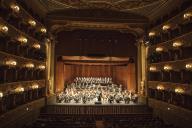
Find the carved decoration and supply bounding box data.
[39,0,164,10]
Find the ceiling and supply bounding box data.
[39,0,162,10]
[30,0,181,20]
[23,0,182,36]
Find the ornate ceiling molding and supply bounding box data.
[39,0,164,11]
[38,0,172,21]
[46,8,148,23]
[23,0,180,22]
[22,0,180,36]
[50,20,145,38]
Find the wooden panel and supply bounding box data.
[55,62,136,91]
[55,62,64,92]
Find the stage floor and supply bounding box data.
[54,101,142,106]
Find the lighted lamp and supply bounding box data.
[5,59,17,66]
[32,43,41,49]
[157,85,165,90]
[149,66,157,72]
[156,47,163,52]
[31,83,39,89]
[37,65,45,70]
[164,65,172,71]
[173,41,183,47]
[162,25,170,31]
[25,63,34,68]
[18,36,28,44]
[148,31,156,37]
[185,63,192,69]
[0,25,8,33]
[10,4,20,13]
[15,87,24,93]
[40,28,47,33]
[28,20,36,27]
[175,87,184,94]
[184,12,192,19]
[0,92,3,98]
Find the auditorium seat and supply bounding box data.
[23,112,179,128]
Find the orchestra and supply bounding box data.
[56,77,138,104]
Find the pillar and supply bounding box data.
[137,39,147,96]
[46,38,55,95]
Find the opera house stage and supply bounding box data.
[51,54,145,115]
[1,0,192,128]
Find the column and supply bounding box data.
[46,38,55,95]
[137,39,148,96]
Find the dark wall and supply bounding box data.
[0,98,45,128]
[148,98,192,128]
[55,30,137,58]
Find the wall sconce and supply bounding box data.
[18,36,28,44]
[155,47,164,52]
[149,66,157,72]
[15,87,24,93]
[0,92,3,98]
[0,25,8,33]
[185,63,192,69]
[175,87,185,94]
[157,85,165,90]
[37,65,45,70]
[40,28,47,33]
[5,59,17,66]
[164,65,172,71]
[173,41,183,47]
[10,4,20,13]
[32,43,41,49]
[31,83,39,89]
[183,12,192,19]
[162,25,171,31]
[28,20,36,27]
[148,31,156,37]
[25,63,34,68]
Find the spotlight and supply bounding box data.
[40,28,47,33]
[5,59,17,66]
[10,4,20,13]
[173,41,183,47]
[162,25,170,31]
[32,43,41,49]
[18,36,28,44]
[25,63,34,68]
[163,65,172,71]
[0,92,3,98]
[37,65,46,70]
[155,47,163,52]
[0,25,8,33]
[149,66,157,72]
[15,87,24,93]
[157,85,165,90]
[175,87,184,94]
[148,32,156,37]
[28,20,36,27]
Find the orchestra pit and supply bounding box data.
[0,0,192,128]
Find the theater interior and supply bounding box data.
[0,0,192,128]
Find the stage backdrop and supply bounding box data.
[55,62,136,92]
